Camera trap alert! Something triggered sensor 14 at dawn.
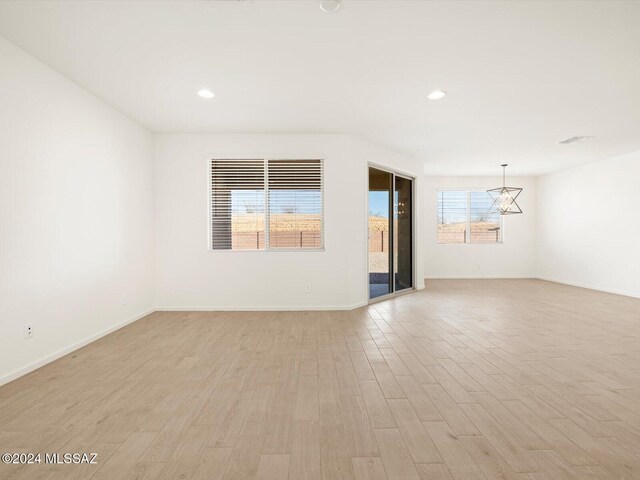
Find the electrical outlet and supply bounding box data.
[24,324,33,339]
[305,283,311,294]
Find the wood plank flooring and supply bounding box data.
[2,279,640,479]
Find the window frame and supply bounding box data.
[436,189,504,245]
[207,156,325,253]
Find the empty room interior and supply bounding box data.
[2,1,640,479]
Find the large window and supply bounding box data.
[437,191,502,244]
[210,159,323,250]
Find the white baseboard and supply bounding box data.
[535,276,640,299]
[0,308,155,387]
[156,302,368,312]
[425,275,534,279]
[425,275,640,299]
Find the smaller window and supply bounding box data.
[210,158,324,251]
[437,191,502,244]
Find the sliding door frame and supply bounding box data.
[367,163,416,304]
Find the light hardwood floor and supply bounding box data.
[2,279,640,480]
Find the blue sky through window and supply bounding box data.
[369,192,389,217]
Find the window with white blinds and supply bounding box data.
[437,191,502,244]
[211,159,265,250]
[210,158,324,250]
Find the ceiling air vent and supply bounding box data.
[558,136,594,145]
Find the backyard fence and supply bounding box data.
[229,231,321,249]
[437,229,500,244]
[368,229,389,252]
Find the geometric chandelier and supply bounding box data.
[487,164,523,215]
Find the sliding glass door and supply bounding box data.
[394,175,413,292]
[368,167,413,300]
[368,168,392,299]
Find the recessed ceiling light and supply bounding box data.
[319,0,341,13]
[427,90,447,100]
[197,89,215,99]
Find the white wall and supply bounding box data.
[154,133,423,310]
[0,37,155,385]
[424,176,537,279]
[537,151,640,298]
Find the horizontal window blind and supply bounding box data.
[437,190,501,244]
[210,158,324,250]
[437,191,468,244]
[211,160,265,250]
[268,159,323,249]
[470,191,501,243]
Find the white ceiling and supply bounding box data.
[1,0,639,175]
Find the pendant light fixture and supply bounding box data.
[487,164,523,215]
